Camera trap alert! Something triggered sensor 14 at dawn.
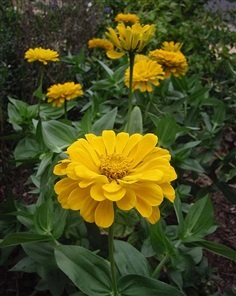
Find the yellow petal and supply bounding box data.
[134,183,163,206]
[67,187,90,210]
[138,169,164,182]
[115,132,129,154]
[147,207,160,224]
[104,187,126,201]
[106,50,125,59]
[160,183,176,202]
[90,184,106,201]
[54,178,77,194]
[122,133,142,157]
[80,198,98,223]
[95,200,114,228]
[102,130,116,155]
[116,188,136,210]
[131,133,157,167]
[53,160,70,176]
[135,196,152,217]
[102,181,122,192]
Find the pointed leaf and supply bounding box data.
[92,108,117,135]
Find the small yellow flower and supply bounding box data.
[88,38,114,51]
[125,60,165,92]
[161,41,183,52]
[53,130,177,228]
[106,22,156,59]
[134,54,150,62]
[24,47,59,65]
[46,82,83,107]
[115,13,139,24]
[149,42,188,78]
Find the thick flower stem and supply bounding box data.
[108,224,119,296]
[126,51,135,132]
[152,254,169,279]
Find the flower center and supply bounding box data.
[99,153,131,181]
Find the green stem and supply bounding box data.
[37,65,44,118]
[108,224,119,296]
[126,51,135,132]
[152,254,169,279]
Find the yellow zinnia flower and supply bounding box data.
[53,130,177,228]
[46,82,83,107]
[161,41,183,52]
[125,60,165,92]
[149,42,188,78]
[114,13,139,24]
[88,38,114,51]
[106,22,156,59]
[24,47,59,65]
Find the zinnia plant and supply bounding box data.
[53,130,177,228]
[24,47,59,65]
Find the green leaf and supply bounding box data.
[215,181,236,204]
[34,199,54,236]
[191,240,236,261]
[14,137,43,161]
[52,207,68,239]
[9,256,38,273]
[126,106,143,134]
[41,120,78,153]
[173,196,185,238]
[54,245,112,296]
[92,108,117,135]
[150,220,174,255]
[182,195,214,241]
[0,232,52,248]
[114,240,151,277]
[155,116,181,147]
[177,158,204,173]
[118,274,185,296]
[97,60,114,77]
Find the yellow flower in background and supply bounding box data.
[24,47,59,65]
[54,130,177,228]
[149,42,188,78]
[161,41,183,52]
[134,54,150,62]
[46,82,83,107]
[125,60,165,92]
[115,13,139,23]
[106,22,156,59]
[88,38,114,51]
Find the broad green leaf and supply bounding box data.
[9,256,37,273]
[41,120,78,152]
[14,137,43,161]
[191,240,236,261]
[150,220,174,255]
[97,60,114,77]
[34,199,54,236]
[22,242,57,269]
[36,152,53,177]
[92,108,117,135]
[177,158,204,173]
[114,240,151,277]
[182,195,214,241]
[118,274,185,296]
[52,207,68,239]
[155,116,181,147]
[126,106,143,134]
[0,232,52,248]
[173,196,185,238]
[212,100,226,127]
[54,245,112,296]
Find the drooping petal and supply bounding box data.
[67,187,90,210]
[160,183,176,202]
[53,160,70,175]
[80,198,98,223]
[135,196,153,217]
[106,50,125,59]
[116,188,136,210]
[147,207,160,224]
[103,186,126,201]
[133,183,164,206]
[95,200,114,228]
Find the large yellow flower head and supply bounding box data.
[115,13,139,24]
[149,42,188,78]
[125,60,165,92]
[106,22,156,59]
[46,82,83,107]
[53,130,177,228]
[24,47,59,65]
[88,38,114,51]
